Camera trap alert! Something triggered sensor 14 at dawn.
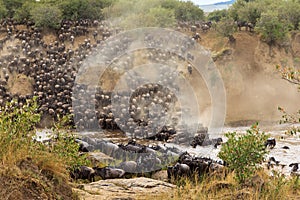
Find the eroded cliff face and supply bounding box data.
[196,30,300,125]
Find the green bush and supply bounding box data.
[218,123,269,183]
[174,0,205,22]
[256,10,290,46]
[207,9,228,22]
[0,97,40,164]
[46,115,90,171]
[13,1,35,23]
[0,97,89,172]
[237,1,262,25]
[59,0,112,21]
[30,3,62,29]
[216,16,237,41]
[277,0,300,30]
[0,0,7,19]
[2,0,25,17]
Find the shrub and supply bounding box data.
[208,9,228,22]
[46,115,90,171]
[30,3,62,29]
[0,97,40,165]
[103,0,177,29]
[0,1,7,19]
[59,0,111,21]
[218,123,269,183]
[256,10,290,46]
[0,97,89,172]
[277,0,300,30]
[13,1,35,23]
[237,1,262,25]
[2,0,24,17]
[174,0,205,22]
[216,17,237,41]
[145,6,176,28]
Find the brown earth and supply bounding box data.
[0,158,77,200]
[8,73,34,96]
[197,30,300,126]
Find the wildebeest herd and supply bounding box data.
[0,17,298,183]
[73,136,226,181]
[0,18,113,120]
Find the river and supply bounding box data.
[36,123,300,176]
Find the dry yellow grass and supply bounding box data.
[144,170,300,200]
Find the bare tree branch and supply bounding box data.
[282,77,300,85]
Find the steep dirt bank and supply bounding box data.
[198,30,300,125]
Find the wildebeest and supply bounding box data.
[187,64,193,75]
[265,138,276,149]
[70,166,96,182]
[289,163,299,173]
[167,163,190,180]
[93,166,125,179]
[192,33,201,41]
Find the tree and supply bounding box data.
[0,0,7,19]
[207,9,228,22]
[229,0,247,21]
[237,1,262,25]
[13,1,35,23]
[30,4,62,29]
[2,0,24,17]
[146,6,176,28]
[103,0,176,29]
[256,10,290,47]
[277,0,300,30]
[216,17,237,42]
[174,1,204,22]
[59,0,113,20]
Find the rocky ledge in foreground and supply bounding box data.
[74,177,175,200]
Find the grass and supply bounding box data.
[0,97,86,199]
[0,97,299,199]
[147,170,300,200]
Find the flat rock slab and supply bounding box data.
[74,177,175,200]
[87,152,115,165]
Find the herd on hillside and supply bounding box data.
[0,17,297,182]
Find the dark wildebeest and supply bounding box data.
[70,166,96,182]
[167,163,190,180]
[265,138,276,149]
[192,33,201,41]
[93,166,125,180]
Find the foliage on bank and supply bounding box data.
[0,97,89,198]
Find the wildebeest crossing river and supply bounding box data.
[36,123,300,176]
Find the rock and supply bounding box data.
[74,177,175,200]
[151,170,168,181]
[87,152,115,166]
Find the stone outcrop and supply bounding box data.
[74,177,175,200]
